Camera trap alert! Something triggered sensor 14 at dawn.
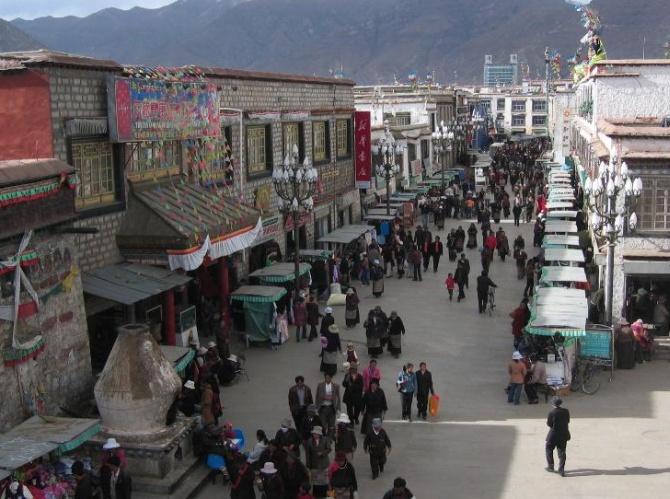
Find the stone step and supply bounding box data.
[133,456,212,499]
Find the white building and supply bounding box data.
[354,84,457,198]
[569,59,670,320]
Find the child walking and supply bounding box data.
[445,273,455,301]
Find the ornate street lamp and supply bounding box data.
[583,159,643,325]
[432,121,455,190]
[272,144,318,295]
[372,121,404,215]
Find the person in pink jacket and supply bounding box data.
[362,359,381,393]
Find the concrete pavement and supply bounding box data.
[196,215,670,499]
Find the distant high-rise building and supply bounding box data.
[483,54,519,87]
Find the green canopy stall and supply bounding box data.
[231,285,287,344]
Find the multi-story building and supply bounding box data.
[483,54,519,87]
[0,49,358,427]
[354,84,457,195]
[569,59,670,320]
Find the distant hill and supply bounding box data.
[11,0,670,84]
[0,18,45,52]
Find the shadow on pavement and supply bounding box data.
[566,467,670,477]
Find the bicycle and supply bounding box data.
[570,357,607,395]
[487,287,496,316]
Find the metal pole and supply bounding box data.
[441,147,445,191]
[545,57,550,129]
[386,172,391,215]
[293,210,300,298]
[604,193,615,327]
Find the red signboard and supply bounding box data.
[354,111,372,189]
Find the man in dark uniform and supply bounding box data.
[415,362,434,420]
[545,397,571,477]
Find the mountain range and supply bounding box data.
[0,18,44,52]
[7,0,670,84]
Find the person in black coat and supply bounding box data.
[360,379,387,435]
[101,456,132,499]
[342,365,364,425]
[431,237,444,272]
[72,461,94,499]
[545,397,571,476]
[415,362,434,420]
[476,270,497,314]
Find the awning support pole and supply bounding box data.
[165,289,176,346]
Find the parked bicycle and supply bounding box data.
[570,356,607,395]
[487,287,496,316]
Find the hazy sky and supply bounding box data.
[0,1,175,20]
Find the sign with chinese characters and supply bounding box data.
[107,76,221,142]
[354,111,372,189]
[252,215,281,246]
[284,212,312,232]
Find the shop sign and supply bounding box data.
[107,76,221,142]
[354,111,372,189]
[284,212,312,232]
[254,184,273,213]
[411,159,422,176]
[253,215,281,245]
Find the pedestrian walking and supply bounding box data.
[545,397,571,477]
[431,236,444,272]
[362,359,381,392]
[371,260,385,297]
[363,418,392,480]
[321,324,342,376]
[383,477,415,499]
[259,462,285,499]
[288,375,313,436]
[458,253,471,288]
[344,288,360,328]
[360,378,387,435]
[293,296,307,342]
[445,273,456,301]
[396,363,417,421]
[320,307,335,337]
[408,245,422,281]
[466,222,478,249]
[328,451,358,499]
[305,426,332,498]
[72,461,94,499]
[507,351,527,405]
[334,414,358,461]
[496,227,509,261]
[101,455,132,499]
[316,372,341,437]
[307,294,322,341]
[455,263,467,302]
[415,362,434,420]
[387,311,406,358]
[476,270,497,314]
[421,228,432,272]
[275,419,302,459]
[523,258,537,298]
[342,364,364,425]
[447,229,457,261]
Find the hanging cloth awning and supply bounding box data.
[0,416,101,471]
[117,182,262,271]
[231,285,287,303]
[546,210,577,220]
[318,225,375,244]
[249,262,312,283]
[543,235,581,248]
[546,201,574,210]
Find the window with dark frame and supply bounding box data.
[283,122,305,162]
[70,139,116,208]
[638,174,670,232]
[128,141,181,181]
[312,120,331,163]
[246,124,273,176]
[512,114,526,127]
[512,100,526,113]
[336,119,352,159]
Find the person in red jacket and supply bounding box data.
[445,273,456,301]
[509,298,530,349]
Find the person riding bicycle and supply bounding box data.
[476,270,497,314]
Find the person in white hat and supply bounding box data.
[507,351,527,405]
[305,426,332,497]
[101,437,127,469]
[259,461,284,497]
[178,380,198,417]
[334,413,357,462]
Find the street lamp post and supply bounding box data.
[373,122,404,215]
[272,145,318,296]
[583,159,643,326]
[432,121,455,190]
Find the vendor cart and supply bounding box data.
[230,285,287,345]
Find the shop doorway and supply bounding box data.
[286,226,307,256]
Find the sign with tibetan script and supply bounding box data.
[354,111,372,189]
[107,76,221,142]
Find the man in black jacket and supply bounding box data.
[431,237,444,273]
[476,270,497,313]
[415,362,434,420]
[72,460,95,499]
[101,455,132,499]
[545,397,571,477]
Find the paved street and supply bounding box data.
[198,216,670,499]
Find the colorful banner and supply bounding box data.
[107,76,221,142]
[354,111,372,189]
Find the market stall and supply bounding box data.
[544,220,579,234]
[546,201,574,210]
[542,234,581,248]
[249,262,312,285]
[546,210,578,220]
[544,248,585,265]
[230,285,287,344]
[0,416,101,494]
[540,266,588,286]
[317,225,375,247]
[160,345,196,376]
[366,207,399,217]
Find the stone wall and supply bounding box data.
[0,233,92,431]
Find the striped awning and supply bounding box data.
[231,285,287,303]
[249,262,312,283]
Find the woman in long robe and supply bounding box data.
[344,288,360,327]
[467,223,478,249]
[364,310,383,358]
[387,311,405,358]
